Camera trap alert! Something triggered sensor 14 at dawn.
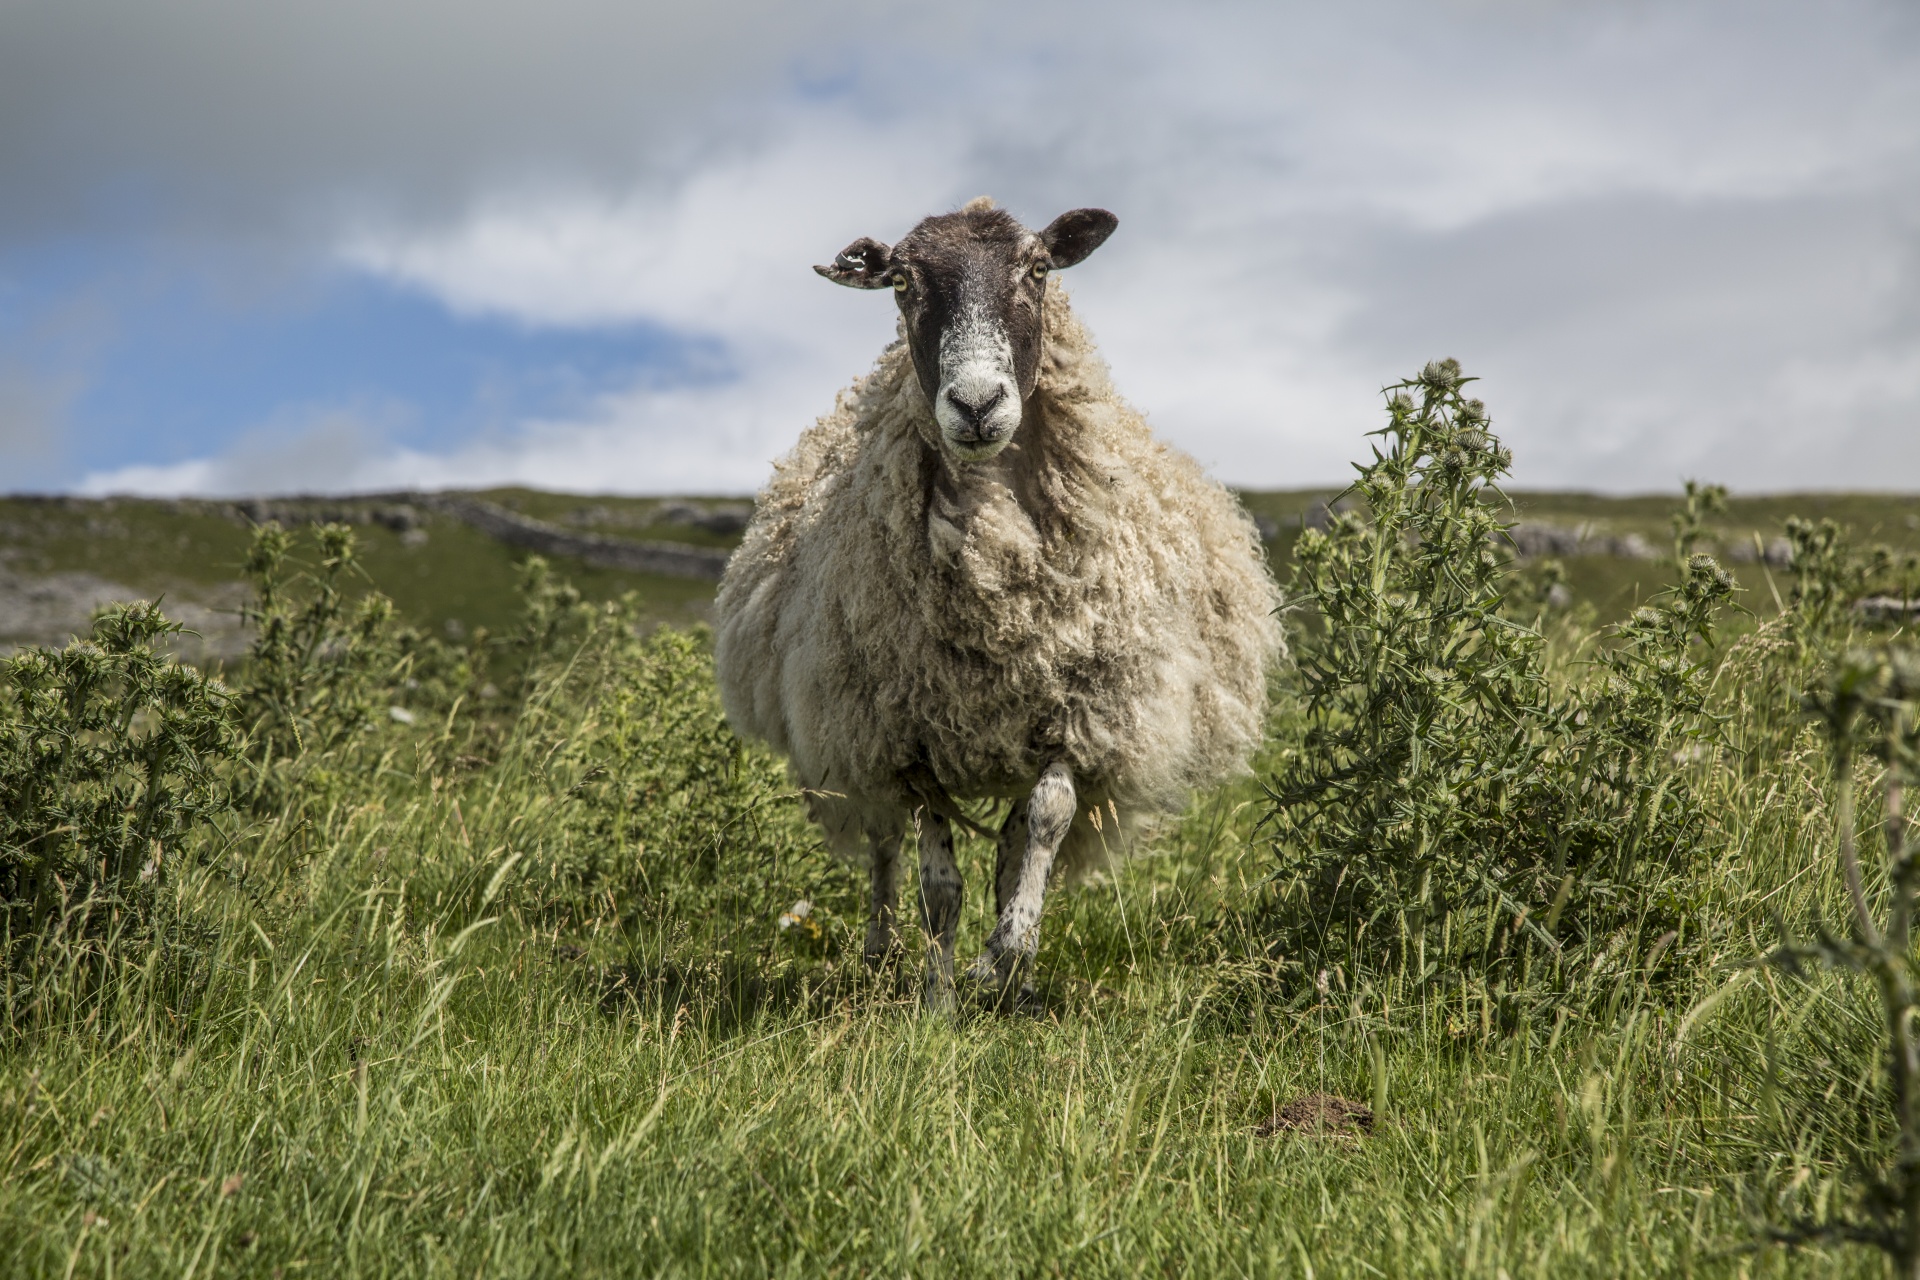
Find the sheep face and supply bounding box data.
[816,201,1117,462]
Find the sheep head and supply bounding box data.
[816,199,1117,461]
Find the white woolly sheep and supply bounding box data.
[714,198,1284,1009]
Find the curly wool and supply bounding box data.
[714,282,1285,881]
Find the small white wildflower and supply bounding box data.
[776,899,813,932]
[388,705,416,725]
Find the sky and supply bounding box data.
[1,0,1917,498]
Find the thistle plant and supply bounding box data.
[237,521,398,764]
[1269,360,1731,983]
[1671,479,1728,569]
[1270,360,1551,971]
[1784,518,1867,645]
[533,615,817,931]
[0,602,241,932]
[1561,554,1734,896]
[497,554,597,708]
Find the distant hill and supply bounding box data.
[4,488,1917,657]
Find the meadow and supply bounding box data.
[4,369,1920,1277]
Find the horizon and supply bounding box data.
[9,483,1920,504]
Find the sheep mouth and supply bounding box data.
[942,431,1013,461]
[934,377,1021,461]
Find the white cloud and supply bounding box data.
[317,107,981,493]
[79,405,404,496]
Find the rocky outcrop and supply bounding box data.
[428,496,732,582]
[0,568,250,662]
[215,492,738,581]
[1722,536,1796,567]
[1504,522,1659,561]
[1855,596,1920,625]
[558,499,752,537]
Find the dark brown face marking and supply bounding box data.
[815,202,1118,461]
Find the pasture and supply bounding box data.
[4,379,1920,1276]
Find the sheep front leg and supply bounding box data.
[915,812,963,1013]
[865,832,902,968]
[969,762,1074,996]
[994,798,1029,921]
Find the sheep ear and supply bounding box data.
[1039,209,1117,269]
[814,237,895,289]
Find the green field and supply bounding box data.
[4,461,1920,1277]
[0,494,726,660]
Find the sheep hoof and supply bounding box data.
[921,971,957,1015]
[963,953,1029,1011]
[863,934,901,971]
[965,953,1006,985]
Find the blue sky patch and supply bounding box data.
[0,239,727,490]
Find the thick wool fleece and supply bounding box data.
[713,283,1284,881]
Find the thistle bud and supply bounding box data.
[1419,358,1462,390]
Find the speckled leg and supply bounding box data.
[994,799,1029,921]
[865,832,902,968]
[915,813,962,1013]
[969,762,1074,995]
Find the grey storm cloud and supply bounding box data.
[6,0,1920,493]
[0,0,890,239]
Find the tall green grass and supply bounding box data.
[0,724,1894,1277]
[2,399,1917,1276]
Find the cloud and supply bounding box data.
[1330,183,1920,489]
[79,403,410,496]
[21,0,1920,494]
[318,105,973,493]
[0,0,902,243]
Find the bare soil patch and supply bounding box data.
[1256,1092,1376,1139]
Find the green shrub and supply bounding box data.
[0,602,241,930]
[504,554,595,678]
[507,605,830,938]
[236,521,400,761]
[231,520,494,812]
[1267,360,1732,985]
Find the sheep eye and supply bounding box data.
[892,274,909,293]
[1031,262,1050,279]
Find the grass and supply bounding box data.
[0,668,1906,1277]
[4,469,1920,1274]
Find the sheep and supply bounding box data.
[713,198,1284,1009]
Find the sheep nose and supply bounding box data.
[944,384,1006,430]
